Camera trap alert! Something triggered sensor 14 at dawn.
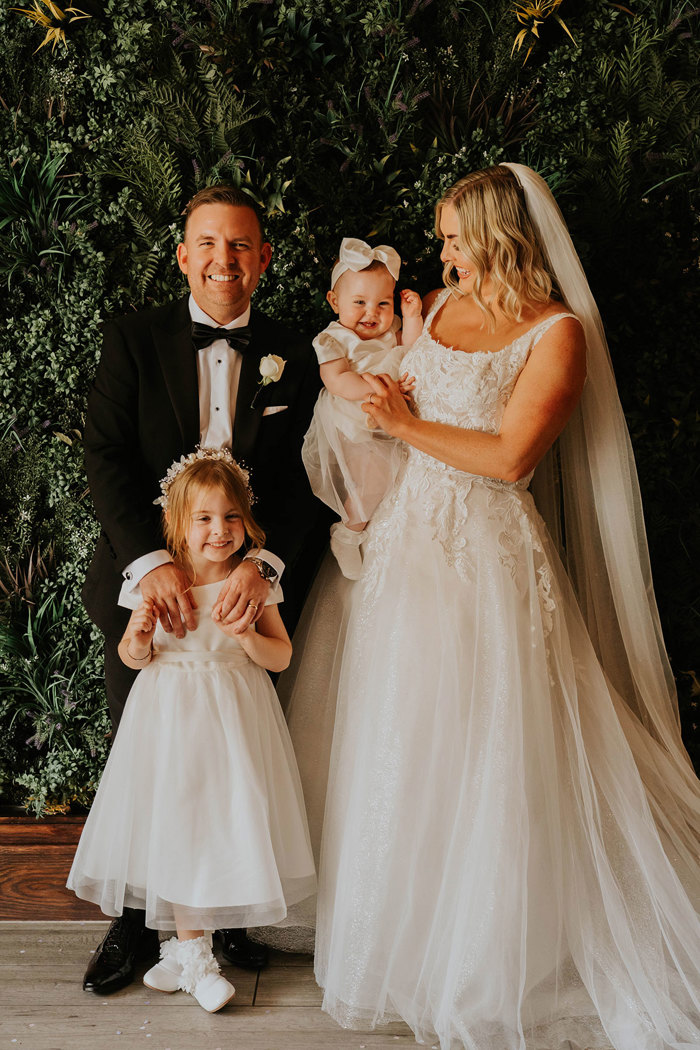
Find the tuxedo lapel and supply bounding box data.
[152,298,200,450]
[233,310,265,460]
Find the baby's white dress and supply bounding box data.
[67,581,316,931]
[302,318,406,525]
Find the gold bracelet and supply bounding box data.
[126,643,152,663]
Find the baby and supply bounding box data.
[302,238,422,578]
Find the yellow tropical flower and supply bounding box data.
[511,0,576,64]
[12,0,91,54]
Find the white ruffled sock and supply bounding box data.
[176,936,235,1013]
[143,936,182,993]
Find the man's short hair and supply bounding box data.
[183,186,266,241]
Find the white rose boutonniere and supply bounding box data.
[251,354,286,408]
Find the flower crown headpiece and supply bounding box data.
[153,446,254,510]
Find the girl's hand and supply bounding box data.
[212,560,269,633]
[214,619,254,640]
[119,600,158,668]
[400,289,422,318]
[361,372,415,438]
[131,600,157,644]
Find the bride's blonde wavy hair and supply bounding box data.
[435,166,559,330]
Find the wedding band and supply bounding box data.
[248,601,259,610]
[369,394,375,404]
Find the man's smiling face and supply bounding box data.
[176,202,272,324]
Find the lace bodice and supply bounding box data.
[364,291,577,593]
[403,290,572,437]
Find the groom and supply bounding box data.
[81,185,323,994]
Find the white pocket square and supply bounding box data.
[262,405,288,416]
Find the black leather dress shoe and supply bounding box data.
[83,908,160,994]
[215,928,269,970]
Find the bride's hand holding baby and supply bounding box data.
[362,372,415,438]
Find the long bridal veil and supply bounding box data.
[503,164,699,834]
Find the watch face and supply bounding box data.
[254,558,277,580]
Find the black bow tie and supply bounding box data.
[191,322,252,353]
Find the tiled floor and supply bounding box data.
[0,922,415,1050]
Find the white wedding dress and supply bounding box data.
[301,291,700,1050]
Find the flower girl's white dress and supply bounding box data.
[68,582,316,931]
[287,291,700,1050]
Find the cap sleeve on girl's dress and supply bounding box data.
[264,583,284,607]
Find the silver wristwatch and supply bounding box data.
[248,556,278,584]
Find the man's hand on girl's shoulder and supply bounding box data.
[212,560,269,633]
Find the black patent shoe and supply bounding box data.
[215,928,269,970]
[83,908,160,994]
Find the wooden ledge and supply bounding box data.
[0,808,102,919]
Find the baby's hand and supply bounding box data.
[131,600,157,643]
[400,288,422,318]
[398,371,416,396]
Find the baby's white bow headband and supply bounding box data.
[331,238,401,288]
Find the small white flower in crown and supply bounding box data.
[153,446,253,510]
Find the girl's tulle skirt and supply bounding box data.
[67,652,316,931]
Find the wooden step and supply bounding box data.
[0,810,102,919]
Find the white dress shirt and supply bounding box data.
[120,296,283,601]
[192,295,248,449]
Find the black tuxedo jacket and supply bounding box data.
[82,295,323,638]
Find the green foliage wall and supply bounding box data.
[1,0,698,813]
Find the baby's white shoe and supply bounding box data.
[143,936,182,993]
[330,522,364,580]
[177,936,235,1013]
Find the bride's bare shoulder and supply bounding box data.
[536,298,578,321]
[421,288,446,316]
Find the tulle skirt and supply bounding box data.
[302,389,405,524]
[299,472,700,1050]
[67,650,316,931]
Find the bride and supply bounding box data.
[283,163,700,1050]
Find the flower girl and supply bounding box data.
[68,448,315,1012]
[302,238,422,578]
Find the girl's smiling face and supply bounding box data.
[185,485,246,575]
[326,267,396,340]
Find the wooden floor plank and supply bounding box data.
[0,923,417,1050]
[255,962,323,1006]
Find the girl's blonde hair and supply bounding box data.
[435,165,559,329]
[163,458,265,580]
